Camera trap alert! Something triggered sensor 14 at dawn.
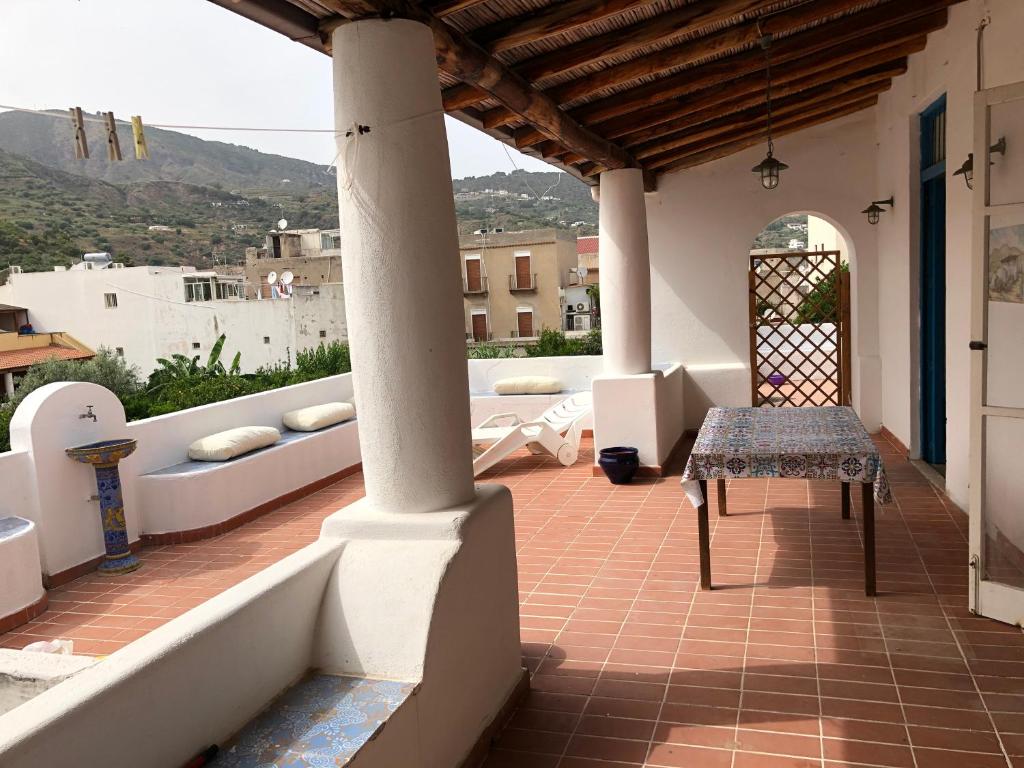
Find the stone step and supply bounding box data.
[210,673,416,767]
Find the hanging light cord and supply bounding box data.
[757,21,775,157]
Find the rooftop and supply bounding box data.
[3,437,1018,768]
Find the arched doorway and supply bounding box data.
[748,214,852,407]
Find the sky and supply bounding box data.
[0,0,554,179]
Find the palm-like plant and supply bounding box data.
[147,334,240,393]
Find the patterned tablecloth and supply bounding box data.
[681,406,892,508]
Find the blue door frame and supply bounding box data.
[920,95,946,466]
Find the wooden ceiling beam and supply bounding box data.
[549,0,958,109]
[656,98,879,175]
[613,45,920,146]
[473,0,664,54]
[646,92,884,171]
[598,34,933,141]
[443,83,490,110]
[569,6,948,127]
[518,0,776,82]
[428,0,490,17]
[635,73,902,163]
[318,0,641,172]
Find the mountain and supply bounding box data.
[0,110,598,274]
[453,170,597,236]
[0,110,332,192]
[0,148,337,273]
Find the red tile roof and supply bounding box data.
[576,236,599,256]
[0,345,93,372]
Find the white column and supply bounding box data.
[598,168,652,375]
[3,372,13,397]
[332,18,475,514]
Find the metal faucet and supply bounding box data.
[79,405,97,422]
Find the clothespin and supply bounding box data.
[131,115,149,160]
[69,106,88,159]
[104,112,122,161]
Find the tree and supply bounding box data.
[796,263,848,323]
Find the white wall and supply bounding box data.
[807,215,849,256]
[466,354,603,394]
[0,267,348,378]
[647,112,882,431]
[874,0,1024,509]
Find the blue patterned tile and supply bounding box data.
[212,674,415,767]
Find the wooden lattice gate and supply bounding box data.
[749,249,852,407]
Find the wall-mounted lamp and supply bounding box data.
[862,197,894,225]
[953,137,1007,190]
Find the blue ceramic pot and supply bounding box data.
[599,446,640,485]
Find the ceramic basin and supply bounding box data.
[65,438,137,466]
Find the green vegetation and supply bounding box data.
[752,214,808,250]
[0,332,604,451]
[797,263,848,323]
[454,170,597,236]
[525,329,603,357]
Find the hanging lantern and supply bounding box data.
[752,148,788,191]
[753,29,786,190]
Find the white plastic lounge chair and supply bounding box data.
[472,391,592,476]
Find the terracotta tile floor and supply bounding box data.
[3,435,1024,768]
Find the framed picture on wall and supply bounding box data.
[989,223,1024,304]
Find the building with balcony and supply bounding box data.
[461,228,577,341]
[0,306,93,398]
[244,227,343,299]
[2,3,1024,768]
[0,263,347,377]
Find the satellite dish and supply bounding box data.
[281,271,294,285]
[266,271,278,285]
[277,218,288,230]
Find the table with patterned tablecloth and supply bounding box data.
[681,406,891,596]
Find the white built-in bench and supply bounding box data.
[137,420,360,543]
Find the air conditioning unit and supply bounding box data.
[112,262,125,269]
[10,265,22,274]
[82,262,94,270]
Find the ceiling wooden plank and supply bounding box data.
[318,0,641,172]
[518,0,776,82]
[634,72,903,162]
[429,0,490,17]
[548,0,957,108]
[475,0,664,54]
[610,44,922,146]
[646,92,885,170]
[572,9,946,127]
[656,98,879,175]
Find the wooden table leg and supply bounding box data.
[862,482,876,596]
[717,478,727,517]
[841,482,850,519]
[698,479,711,590]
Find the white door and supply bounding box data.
[968,81,1024,624]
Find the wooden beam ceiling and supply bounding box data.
[214,0,965,182]
[317,0,643,182]
[470,2,949,131]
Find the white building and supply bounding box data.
[0,264,347,377]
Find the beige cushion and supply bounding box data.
[283,402,356,432]
[187,426,280,462]
[493,376,563,395]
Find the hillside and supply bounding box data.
[0,110,332,192]
[0,111,598,274]
[453,170,597,236]
[0,149,338,272]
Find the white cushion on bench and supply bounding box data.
[283,402,356,432]
[188,426,281,462]
[493,376,563,395]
